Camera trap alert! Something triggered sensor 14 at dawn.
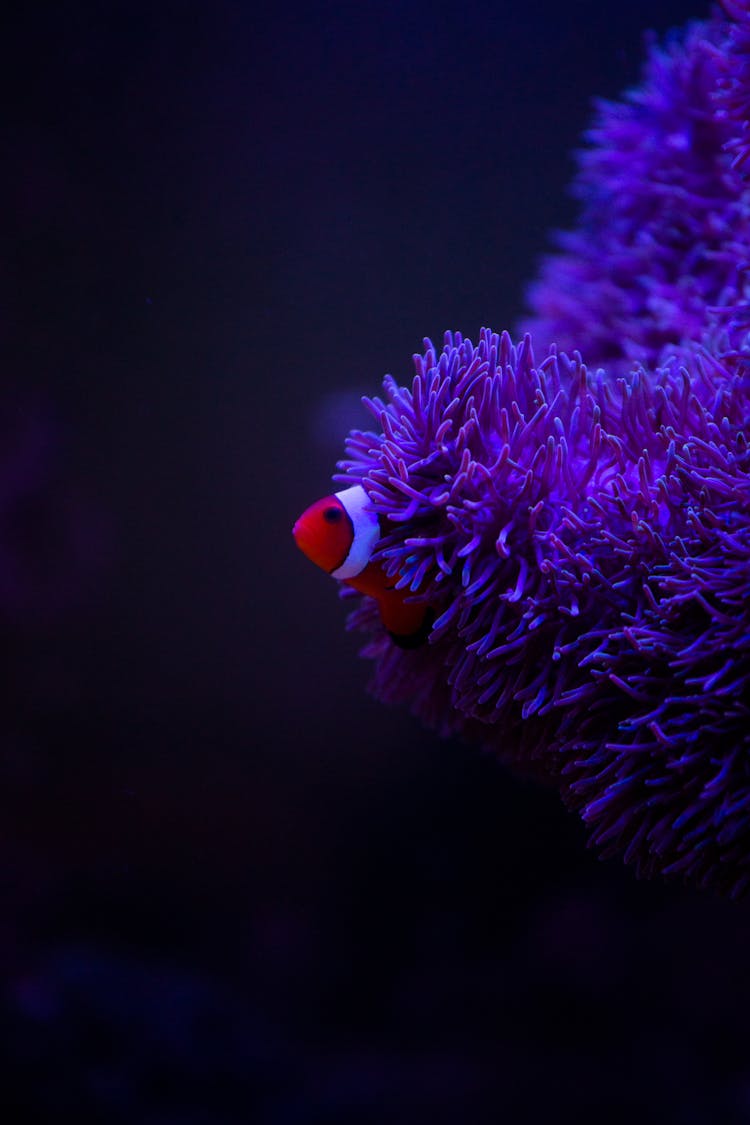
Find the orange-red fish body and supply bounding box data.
[292,485,431,647]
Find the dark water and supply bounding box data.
[3,1,744,1122]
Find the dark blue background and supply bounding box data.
[2,2,747,1122]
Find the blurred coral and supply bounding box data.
[0,396,104,625]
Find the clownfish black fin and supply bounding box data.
[387,607,434,649]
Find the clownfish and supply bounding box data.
[293,484,432,648]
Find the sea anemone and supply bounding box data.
[302,2,750,894]
[520,9,750,377]
[336,330,750,895]
[718,0,750,173]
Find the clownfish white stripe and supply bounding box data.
[331,485,380,579]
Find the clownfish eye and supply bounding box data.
[323,506,342,523]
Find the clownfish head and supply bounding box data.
[292,484,380,578]
[294,483,433,647]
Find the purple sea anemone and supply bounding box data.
[336,331,750,895]
[719,0,750,172]
[520,6,750,376]
[300,2,750,894]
